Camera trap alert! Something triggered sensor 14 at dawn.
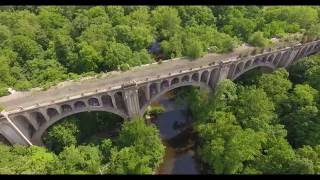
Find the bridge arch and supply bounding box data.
[30,106,128,145]
[231,63,276,81]
[140,81,211,116]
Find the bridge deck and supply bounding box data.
[0,44,257,112]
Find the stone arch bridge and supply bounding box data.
[1,40,320,146]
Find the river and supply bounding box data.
[150,93,201,174]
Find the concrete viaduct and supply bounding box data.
[1,40,320,146]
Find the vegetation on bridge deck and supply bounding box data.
[0,6,320,96]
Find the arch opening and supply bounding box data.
[244,60,252,69]
[278,51,291,67]
[191,73,199,82]
[138,86,147,108]
[253,57,260,65]
[273,53,282,65]
[61,104,73,113]
[74,101,86,110]
[114,91,127,113]
[267,55,274,63]
[171,78,179,85]
[181,75,189,83]
[101,94,113,108]
[30,111,46,127]
[209,69,218,87]
[160,80,170,91]
[47,108,59,118]
[150,83,159,98]
[88,98,100,107]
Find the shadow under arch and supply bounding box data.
[31,107,128,146]
[231,63,276,81]
[140,82,212,116]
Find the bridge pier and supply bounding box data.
[122,83,142,119]
[215,62,231,86]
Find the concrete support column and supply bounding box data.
[123,86,141,118]
[217,62,231,83]
[206,72,210,85]
[53,105,61,114]
[111,94,118,109]
[209,70,219,89]
[145,85,150,101]
[156,82,161,93]
[0,113,33,145]
[39,109,50,122]
[97,96,103,107]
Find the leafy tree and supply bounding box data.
[117,118,165,171]
[296,145,320,173]
[306,23,320,39]
[105,146,153,174]
[197,111,266,174]
[183,37,203,59]
[0,144,56,174]
[257,69,292,114]
[223,17,256,41]
[44,119,79,153]
[248,31,268,47]
[288,54,320,84]
[160,34,183,59]
[151,6,182,40]
[48,145,102,174]
[176,6,216,27]
[232,86,276,131]
[103,42,133,71]
[305,66,320,91]
[281,84,320,148]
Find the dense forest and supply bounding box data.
[181,53,320,174]
[1,6,320,174]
